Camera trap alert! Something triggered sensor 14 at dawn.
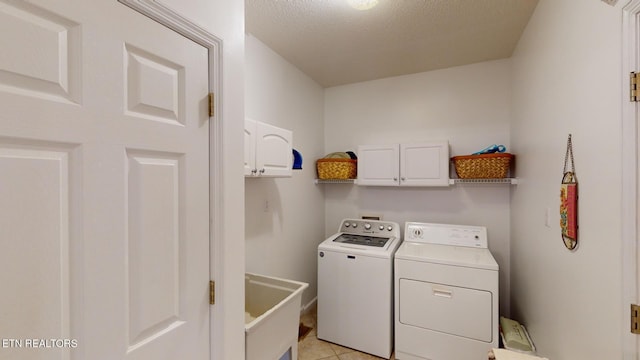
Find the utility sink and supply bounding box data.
[244,273,308,360]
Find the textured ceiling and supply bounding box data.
[245,0,539,87]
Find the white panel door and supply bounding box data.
[357,144,399,186]
[0,1,210,359]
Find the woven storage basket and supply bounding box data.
[452,153,513,179]
[316,158,357,179]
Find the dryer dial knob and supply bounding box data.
[387,226,393,231]
[379,225,385,230]
[344,222,350,227]
[364,223,371,230]
[352,223,358,228]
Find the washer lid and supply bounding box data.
[395,242,499,270]
[319,234,402,259]
[332,233,390,247]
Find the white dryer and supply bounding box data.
[394,222,499,360]
[318,219,401,359]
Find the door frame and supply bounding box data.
[622,1,640,358]
[117,1,229,359]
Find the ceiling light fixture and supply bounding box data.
[347,0,379,10]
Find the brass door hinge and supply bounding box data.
[209,280,215,305]
[631,72,639,102]
[208,93,215,117]
[631,304,640,334]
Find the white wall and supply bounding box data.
[244,35,326,308]
[324,59,513,315]
[510,0,622,358]
[153,1,246,359]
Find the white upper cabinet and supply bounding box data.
[245,118,293,177]
[358,142,449,186]
[357,144,400,186]
[399,142,450,186]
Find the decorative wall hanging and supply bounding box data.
[560,134,578,250]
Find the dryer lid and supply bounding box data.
[395,242,499,271]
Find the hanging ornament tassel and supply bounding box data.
[560,134,578,250]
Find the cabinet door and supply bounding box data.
[400,142,449,186]
[357,144,399,186]
[255,121,292,177]
[244,118,257,176]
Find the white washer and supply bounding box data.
[394,222,499,360]
[317,218,401,359]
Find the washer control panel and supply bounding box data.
[340,219,400,238]
[405,222,488,248]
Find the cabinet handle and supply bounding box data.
[393,177,398,181]
[401,177,406,181]
[259,168,266,174]
[251,169,257,175]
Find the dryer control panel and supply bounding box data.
[405,222,488,248]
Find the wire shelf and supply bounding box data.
[314,178,518,185]
[449,178,518,185]
[314,179,357,184]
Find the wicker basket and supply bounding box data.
[451,153,514,179]
[316,158,357,179]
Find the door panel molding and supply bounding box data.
[124,43,186,125]
[0,1,82,104]
[0,139,82,360]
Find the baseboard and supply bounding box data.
[300,296,317,315]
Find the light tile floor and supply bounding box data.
[298,307,395,360]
